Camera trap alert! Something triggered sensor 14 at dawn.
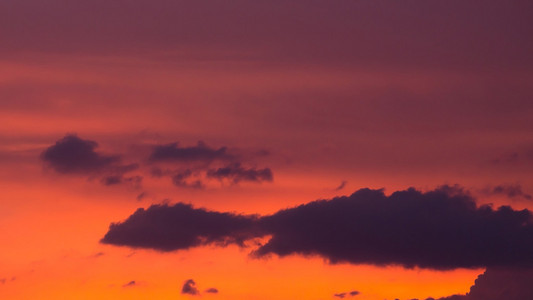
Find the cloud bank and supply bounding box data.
[102,186,533,270]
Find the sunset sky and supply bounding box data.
[1,1,533,299]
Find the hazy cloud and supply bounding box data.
[481,184,532,200]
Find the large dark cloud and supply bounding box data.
[255,187,533,270]
[149,142,231,163]
[41,134,120,174]
[101,203,260,251]
[207,163,273,183]
[102,187,533,270]
[437,267,533,300]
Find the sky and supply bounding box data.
[1,1,533,299]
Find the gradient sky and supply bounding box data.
[1,1,533,300]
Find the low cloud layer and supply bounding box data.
[101,203,260,251]
[436,267,533,300]
[102,186,533,270]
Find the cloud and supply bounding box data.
[335,180,347,191]
[205,288,219,294]
[436,267,533,300]
[41,134,119,174]
[481,184,532,200]
[122,280,137,288]
[334,290,359,298]
[100,203,260,251]
[207,163,273,183]
[334,292,347,298]
[149,142,231,163]
[102,186,533,270]
[171,169,205,189]
[41,134,141,186]
[149,142,273,188]
[136,192,147,201]
[255,186,533,270]
[0,277,16,285]
[101,175,143,187]
[182,279,200,296]
[89,252,105,258]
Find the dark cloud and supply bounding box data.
[41,135,141,187]
[102,186,533,270]
[122,280,137,288]
[481,184,532,200]
[255,186,533,270]
[149,142,231,163]
[207,163,273,183]
[100,203,260,251]
[437,267,533,300]
[41,134,119,174]
[181,279,200,296]
[149,143,274,188]
[334,290,359,298]
[205,288,219,294]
